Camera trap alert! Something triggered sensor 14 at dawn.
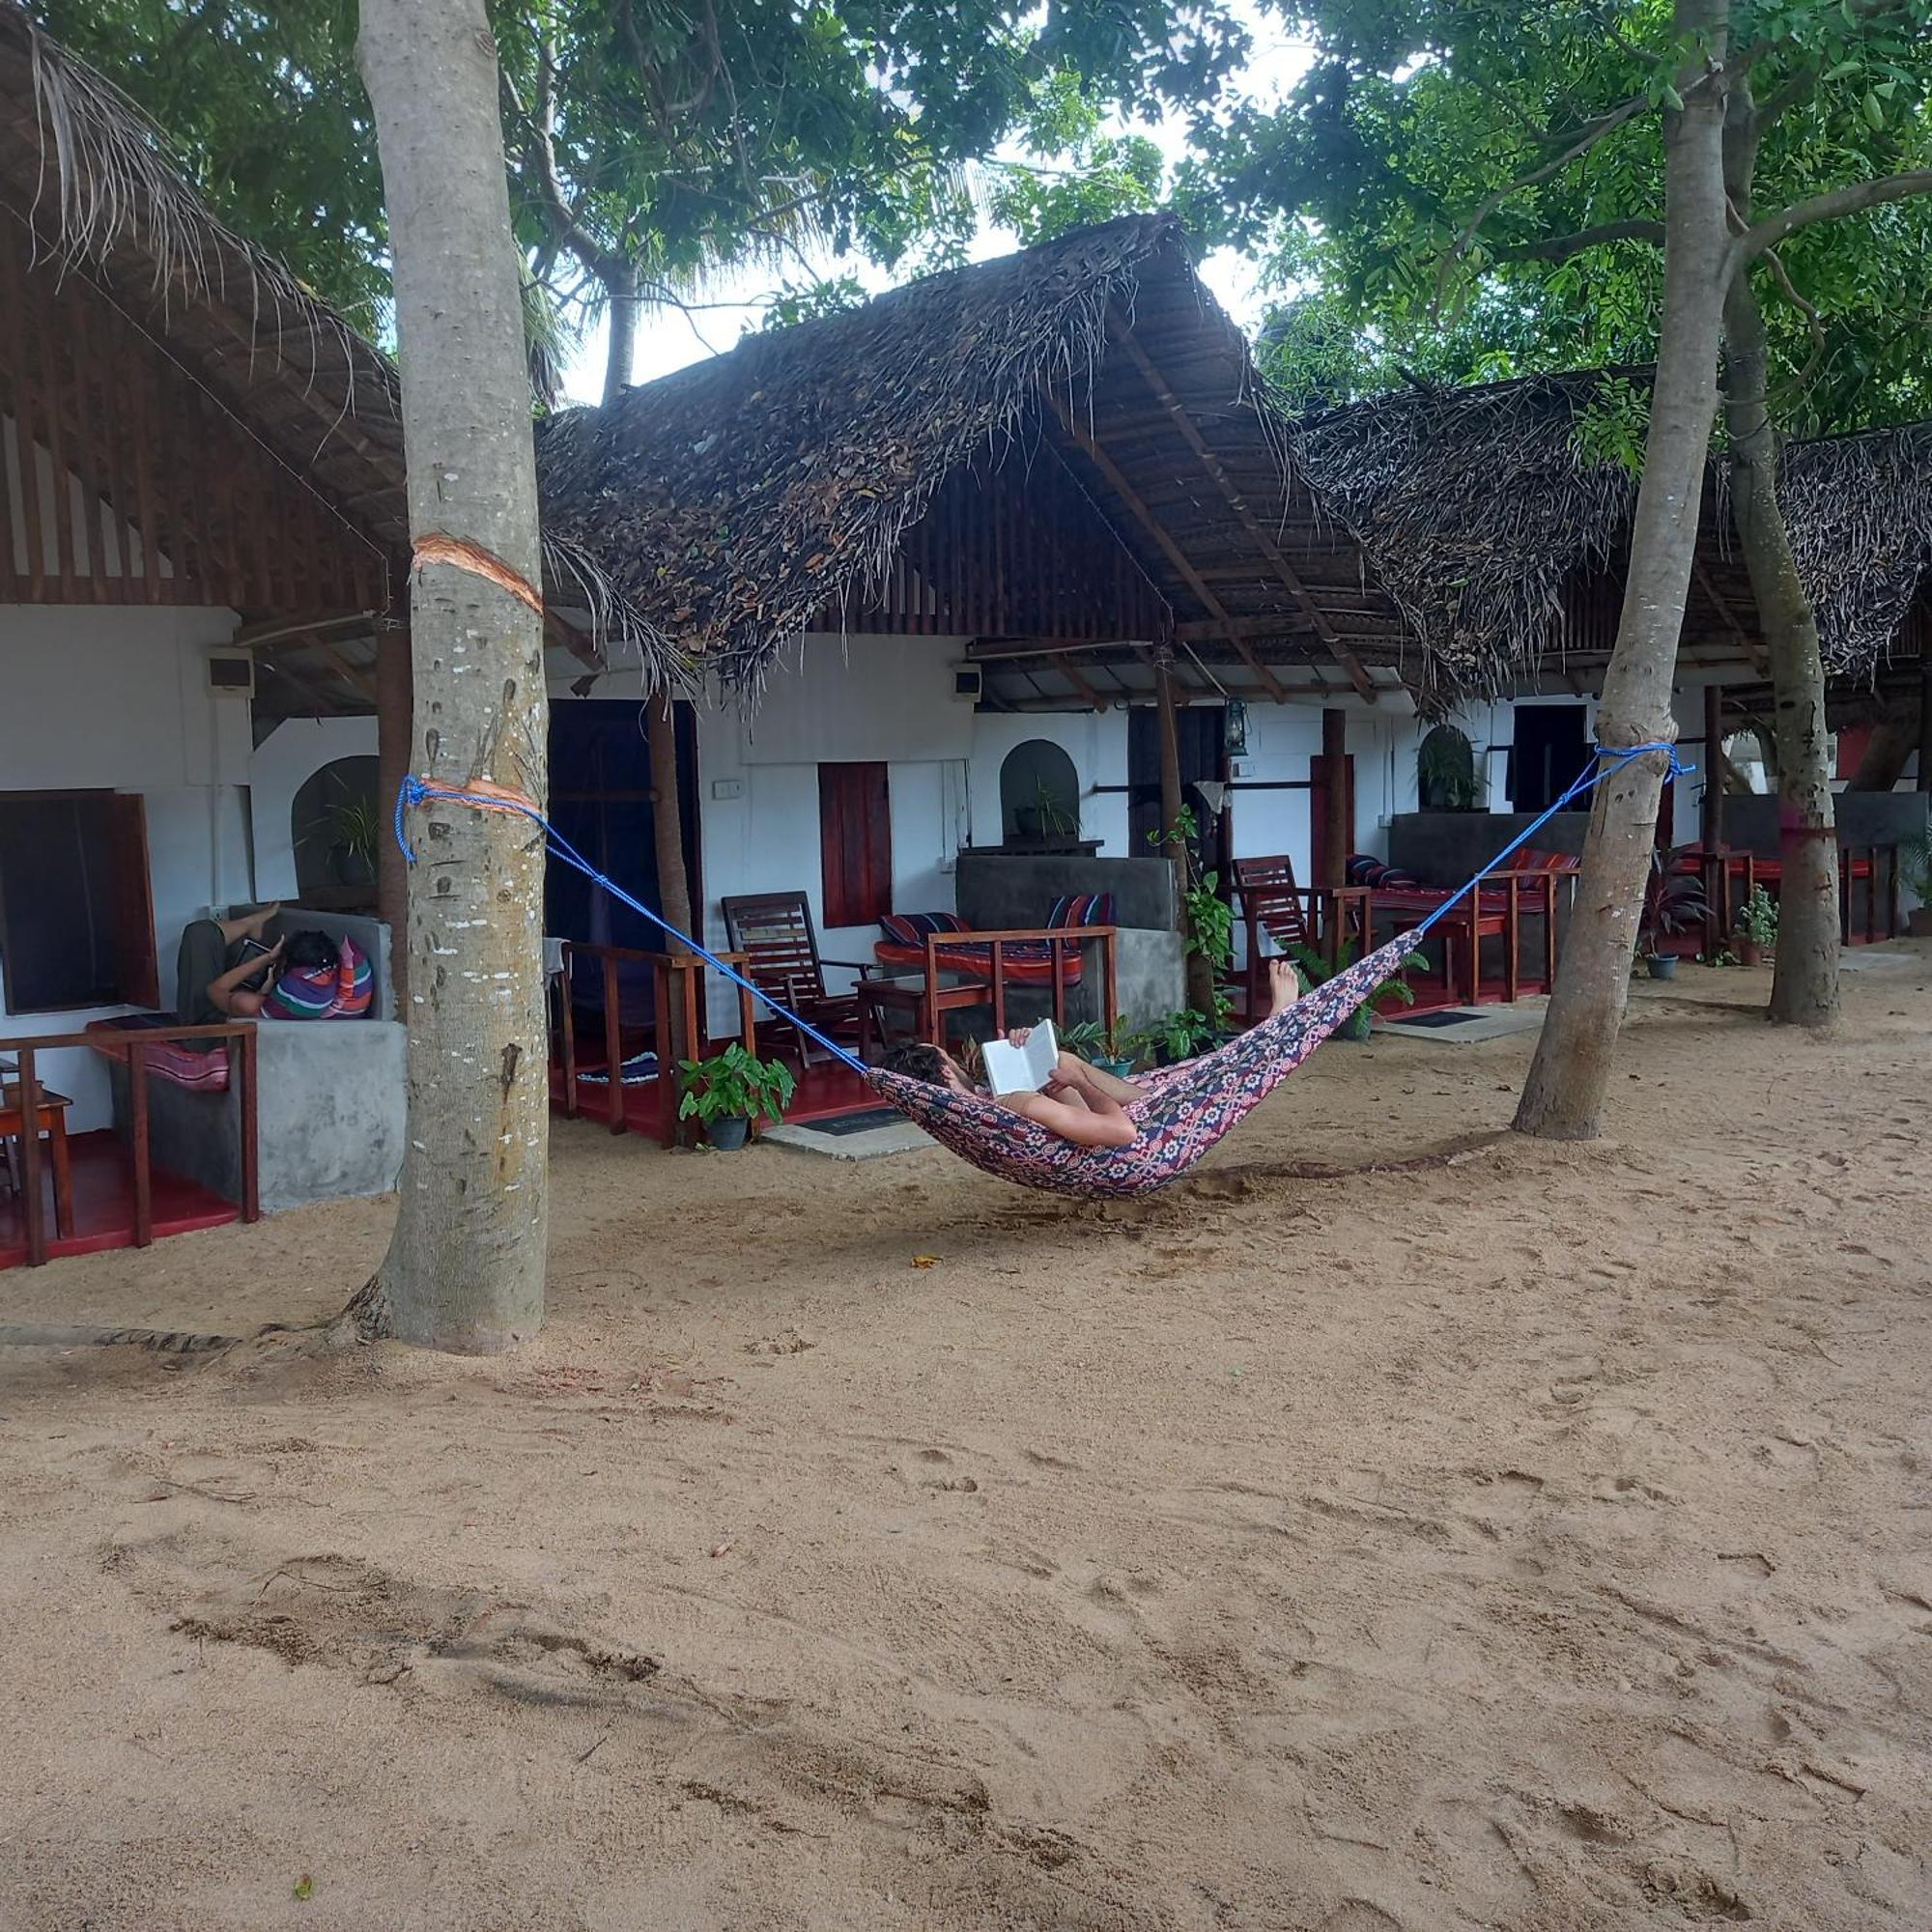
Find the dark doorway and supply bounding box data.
[1508,704,1590,812]
[1128,704,1229,882]
[546,699,699,1034]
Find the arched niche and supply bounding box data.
[1000,739,1081,842]
[292,753,382,897]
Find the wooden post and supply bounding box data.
[1154,647,1186,892]
[603,953,626,1135]
[1319,708,1350,892]
[129,1040,153,1249]
[16,1046,45,1267]
[239,1027,260,1224]
[376,622,412,1006]
[1702,683,1724,847]
[1918,661,1932,794]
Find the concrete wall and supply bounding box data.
[955,852,1178,929]
[1,602,251,1127]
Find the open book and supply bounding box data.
[979,1020,1059,1097]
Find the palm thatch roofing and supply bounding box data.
[0,1,671,711]
[1292,368,1932,709]
[536,213,1413,707]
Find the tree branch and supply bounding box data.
[1738,171,1932,261]
[1492,218,1665,262]
[1758,245,1828,400]
[1438,93,1649,293]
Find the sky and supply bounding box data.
[558,6,1315,404]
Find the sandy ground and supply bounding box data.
[0,955,1928,1932]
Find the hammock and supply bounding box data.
[394,740,1680,1201]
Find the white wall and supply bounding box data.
[251,716,381,899]
[1,603,249,1125]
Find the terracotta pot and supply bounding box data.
[1735,937,1762,967]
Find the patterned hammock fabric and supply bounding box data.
[867,932,1418,1199]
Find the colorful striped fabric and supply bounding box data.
[1045,891,1116,928]
[85,1018,234,1092]
[261,935,375,1021]
[868,933,1414,1198]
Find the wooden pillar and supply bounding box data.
[1153,649,1186,890]
[1319,706,1350,891]
[1702,683,1724,848]
[1919,661,1932,794]
[375,622,412,1006]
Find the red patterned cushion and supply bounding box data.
[1045,892,1115,928]
[878,911,969,949]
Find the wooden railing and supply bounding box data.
[554,944,758,1144]
[3,1023,258,1267]
[917,923,1119,1038]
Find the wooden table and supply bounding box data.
[1,1077,74,1240]
[857,974,993,1056]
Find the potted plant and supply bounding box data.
[1903,835,1932,940]
[1637,847,1712,980]
[1141,1009,1216,1065]
[301,793,383,887]
[676,1042,796,1150]
[1287,940,1428,1039]
[1733,883,1777,966]
[1062,1013,1144,1077]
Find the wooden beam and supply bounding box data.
[1702,682,1724,850]
[1104,310,1379,705]
[1154,649,1187,898]
[1691,558,1770,678]
[1053,652,1109,711]
[1039,384,1294,704]
[311,636,380,705]
[1919,659,1932,795]
[1320,707,1350,891]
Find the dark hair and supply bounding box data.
[882,1040,951,1086]
[283,929,340,974]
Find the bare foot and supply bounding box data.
[1266,957,1300,1015]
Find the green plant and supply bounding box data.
[1899,834,1932,904]
[302,793,383,872]
[1735,884,1778,947]
[1142,1009,1215,1064]
[1638,847,1713,956]
[1149,810,1236,1030]
[1031,777,1078,838]
[1417,726,1481,810]
[1703,946,1740,968]
[1288,940,1428,1040]
[1062,1013,1143,1066]
[676,1042,796,1126]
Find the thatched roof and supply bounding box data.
[1293,368,1932,703]
[537,213,1411,703]
[0,1,672,698]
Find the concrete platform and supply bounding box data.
[762,1114,933,1161]
[1378,1000,1548,1044]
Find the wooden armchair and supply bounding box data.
[1230,855,1370,1017]
[721,891,871,1067]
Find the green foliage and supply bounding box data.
[1208,0,1932,438]
[1287,939,1425,1040]
[986,70,1165,245]
[760,276,870,331]
[1141,1008,1217,1062]
[1417,724,1481,810]
[1901,834,1932,903]
[1149,810,1235,1029]
[1062,1012,1146,1066]
[38,1,1251,378]
[1735,882,1780,945]
[1570,377,1653,480]
[676,1042,796,1125]
[1638,847,1714,955]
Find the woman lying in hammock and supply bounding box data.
[880,959,1302,1149]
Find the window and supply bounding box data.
[818,761,892,927]
[999,739,1081,842]
[0,790,157,1014]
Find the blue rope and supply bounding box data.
[394,738,1687,1079]
[395,775,872,1074]
[1407,740,1689,941]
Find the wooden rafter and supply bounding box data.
[1691,558,1770,677]
[1039,384,1293,704]
[1103,310,1379,705]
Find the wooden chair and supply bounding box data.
[1230,855,1370,1017]
[721,892,871,1067]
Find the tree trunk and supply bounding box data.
[1847,708,1917,791]
[356,0,551,1353]
[603,259,639,403]
[1515,0,1731,1140]
[374,620,412,1005]
[1154,652,1212,1011]
[1721,269,1838,1027]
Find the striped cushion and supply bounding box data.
[1347,855,1422,891]
[1045,892,1115,928]
[261,934,375,1021]
[878,911,968,948]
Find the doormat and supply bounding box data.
[799,1106,905,1136]
[1380,1003,1546,1044]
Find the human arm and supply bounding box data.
[1005,1026,1142,1106]
[205,937,283,1016]
[1008,1061,1137,1148]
